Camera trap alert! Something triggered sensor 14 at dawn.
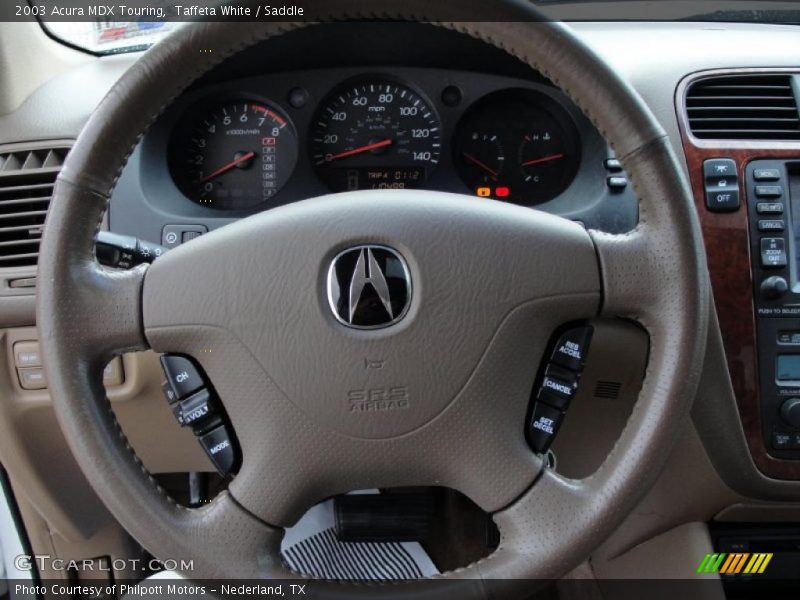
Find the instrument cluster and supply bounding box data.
[165,73,585,211]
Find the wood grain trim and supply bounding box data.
[676,69,800,479]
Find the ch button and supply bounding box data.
[160,355,204,400]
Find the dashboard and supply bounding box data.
[112,61,638,246]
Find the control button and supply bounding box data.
[604,158,622,171]
[705,188,739,212]
[758,219,785,232]
[18,367,47,390]
[161,381,177,404]
[760,276,789,300]
[182,231,203,243]
[162,224,208,249]
[773,432,792,450]
[537,364,579,410]
[8,277,36,289]
[760,238,787,268]
[606,176,628,190]
[780,398,800,429]
[550,326,593,372]
[103,357,124,387]
[703,158,736,179]
[527,403,564,454]
[136,239,166,261]
[778,332,800,345]
[13,341,41,368]
[756,202,784,215]
[755,185,783,198]
[160,355,204,400]
[174,389,214,427]
[198,425,236,476]
[753,168,781,181]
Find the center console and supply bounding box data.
[745,161,800,456]
[677,68,800,479]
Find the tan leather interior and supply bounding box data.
[0,1,799,596]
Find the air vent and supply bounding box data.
[0,145,69,268]
[686,74,800,140]
[593,380,622,400]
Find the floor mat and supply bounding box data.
[280,492,439,581]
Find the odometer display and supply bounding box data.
[310,81,441,191]
[170,100,298,210]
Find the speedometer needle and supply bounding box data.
[463,152,499,180]
[322,139,393,163]
[520,153,565,168]
[197,151,256,183]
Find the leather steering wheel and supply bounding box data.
[37,0,709,595]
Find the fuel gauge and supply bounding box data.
[455,132,505,187]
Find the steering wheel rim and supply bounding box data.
[37,0,708,594]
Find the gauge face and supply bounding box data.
[310,80,441,191]
[453,89,580,205]
[170,100,298,210]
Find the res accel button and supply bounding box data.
[550,326,593,372]
[160,355,204,400]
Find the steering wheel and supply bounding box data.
[37,0,708,595]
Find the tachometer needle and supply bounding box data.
[197,151,256,183]
[463,152,499,180]
[520,153,565,168]
[322,139,393,163]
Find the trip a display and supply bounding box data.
[170,99,298,210]
[310,80,441,191]
[453,89,581,205]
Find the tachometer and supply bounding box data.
[310,80,441,191]
[170,99,298,210]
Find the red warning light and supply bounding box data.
[495,186,510,198]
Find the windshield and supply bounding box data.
[30,0,800,55]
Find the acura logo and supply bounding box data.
[327,245,411,329]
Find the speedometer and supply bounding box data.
[310,80,441,192]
